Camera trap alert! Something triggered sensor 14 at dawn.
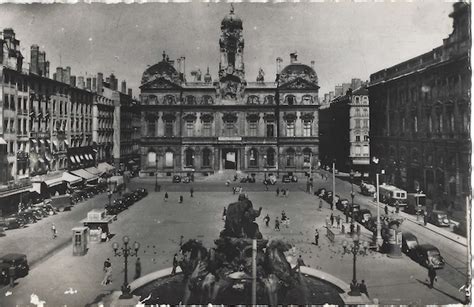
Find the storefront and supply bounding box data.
[70,169,99,185]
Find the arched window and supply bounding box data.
[286,95,296,105]
[414,116,418,133]
[428,115,433,133]
[266,148,275,167]
[302,95,313,105]
[355,97,360,104]
[164,95,175,105]
[202,148,211,167]
[186,96,196,105]
[149,95,158,105]
[249,148,258,167]
[286,148,295,167]
[147,151,156,167]
[202,95,213,105]
[185,148,195,167]
[247,95,260,105]
[264,95,274,105]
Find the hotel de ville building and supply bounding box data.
[139,7,320,178]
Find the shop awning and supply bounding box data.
[70,156,76,163]
[39,139,45,144]
[62,172,82,185]
[70,169,98,182]
[52,140,58,150]
[80,154,85,161]
[44,176,64,187]
[97,162,115,173]
[85,167,103,176]
[75,155,81,163]
[89,154,94,160]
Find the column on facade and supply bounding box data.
[157,113,163,137]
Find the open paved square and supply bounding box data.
[0,177,465,305]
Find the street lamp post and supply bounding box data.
[332,160,336,211]
[342,234,368,296]
[112,236,140,299]
[350,169,355,224]
[155,156,159,192]
[263,155,267,181]
[375,170,385,251]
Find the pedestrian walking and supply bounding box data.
[336,215,341,228]
[274,217,280,231]
[423,211,428,226]
[330,213,334,226]
[51,224,57,239]
[276,187,280,197]
[350,223,355,234]
[286,189,290,198]
[179,195,183,203]
[296,255,306,273]
[134,257,142,280]
[164,192,169,202]
[222,207,227,221]
[359,280,369,297]
[264,214,270,227]
[318,198,322,211]
[190,188,194,198]
[314,229,319,246]
[232,186,236,195]
[239,186,243,194]
[395,201,400,214]
[101,262,112,285]
[428,265,437,288]
[384,205,388,215]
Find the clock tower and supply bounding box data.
[216,5,246,101]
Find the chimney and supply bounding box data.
[97,73,103,94]
[56,67,62,82]
[128,88,132,97]
[310,60,315,70]
[86,77,92,90]
[38,51,45,76]
[290,52,298,64]
[121,80,126,93]
[70,75,76,87]
[30,45,39,75]
[77,76,85,89]
[45,61,50,78]
[64,66,71,85]
[92,77,97,92]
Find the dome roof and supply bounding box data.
[221,6,242,30]
[281,63,316,76]
[141,52,180,85]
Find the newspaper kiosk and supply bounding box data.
[72,226,89,256]
[81,209,115,243]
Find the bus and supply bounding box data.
[378,184,407,207]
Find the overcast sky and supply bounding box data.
[0,2,454,96]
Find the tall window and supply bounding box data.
[414,116,418,133]
[449,112,455,132]
[165,120,174,137]
[185,148,194,167]
[224,121,235,137]
[428,115,433,132]
[186,120,194,137]
[303,148,311,167]
[248,120,258,137]
[401,118,406,133]
[286,120,295,137]
[266,121,274,137]
[303,120,312,136]
[165,151,174,168]
[264,95,274,105]
[286,148,295,167]
[147,151,156,167]
[363,119,369,128]
[266,148,275,167]
[355,119,361,128]
[249,148,258,167]
[286,95,296,105]
[202,148,211,167]
[438,114,443,133]
[355,135,360,142]
[202,120,212,137]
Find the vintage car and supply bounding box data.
[411,244,445,269]
[355,209,372,226]
[0,253,29,278]
[428,210,450,227]
[401,231,419,255]
[172,175,182,183]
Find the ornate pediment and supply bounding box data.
[183,113,197,121]
[279,77,319,90]
[263,113,275,122]
[222,112,238,123]
[200,113,214,122]
[162,112,176,122]
[300,112,315,122]
[140,77,182,90]
[283,112,297,122]
[246,113,260,122]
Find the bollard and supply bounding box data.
[357,224,361,235]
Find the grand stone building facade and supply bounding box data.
[369,2,470,209]
[140,8,320,177]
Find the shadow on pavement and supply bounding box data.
[85,290,114,307]
[415,278,463,303]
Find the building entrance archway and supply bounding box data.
[222,148,238,170]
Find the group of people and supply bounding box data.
[163,188,195,204]
[101,257,141,286]
[276,187,290,197]
[262,210,290,231]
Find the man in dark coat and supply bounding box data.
[314,229,319,246]
[359,280,369,297]
[135,257,142,280]
[428,265,437,288]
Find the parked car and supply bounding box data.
[0,263,10,284]
[263,175,277,185]
[0,253,29,278]
[240,176,256,183]
[401,232,419,255]
[315,188,326,197]
[0,216,24,230]
[453,219,467,237]
[336,198,349,211]
[323,191,333,203]
[172,175,182,183]
[411,244,445,269]
[355,209,372,225]
[428,210,450,227]
[135,188,148,198]
[282,174,298,183]
[18,211,37,224]
[360,182,376,196]
[182,176,191,183]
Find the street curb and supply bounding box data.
[29,238,71,268]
